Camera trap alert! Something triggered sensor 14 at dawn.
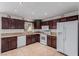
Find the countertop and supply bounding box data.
[1,32,39,38]
[1,32,56,38]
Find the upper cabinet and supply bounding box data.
[57,15,78,22]
[34,20,42,29]
[2,17,24,29]
[14,19,24,29]
[42,21,49,26]
[48,20,57,29]
[42,20,57,29]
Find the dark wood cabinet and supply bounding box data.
[42,20,57,29]
[34,20,42,29]
[26,34,40,45]
[57,15,78,22]
[8,37,17,50]
[15,19,24,29]
[33,34,40,42]
[31,35,37,43]
[42,21,48,26]
[2,17,10,29]
[47,35,52,47]
[1,36,17,53]
[2,17,24,29]
[1,38,9,53]
[48,20,57,29]
[47,36,56,49]
[26,35,32,45]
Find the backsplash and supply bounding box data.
[1,29,25,33]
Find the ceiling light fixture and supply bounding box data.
[19,2,23,5]
[32,12,35,15]
[14,9,17,12]
[44,12,48,16]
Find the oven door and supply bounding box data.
[40,34,47,45]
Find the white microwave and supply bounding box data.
[42,26,49,30]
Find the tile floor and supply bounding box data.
[0,42,64,56]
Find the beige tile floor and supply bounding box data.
[0,42,64,56]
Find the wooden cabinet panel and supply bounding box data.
[36,34,40,42]
[42,20,57,29]
[34,20,42,29]
[26,35,32,45]
[47,36,56,49]
[47,35,52,47]
[15,19,24,29]
[2,17,24,29]
[26,34,40,45]
[51,36,56,48]
[1,36,17,53]
[42,21,48,26]
[57,15,78,22]
[9,37,17,50]
[2,17,10,29]
[33,34,40,42]
[31,35,37,43]
[1,38,9,53]
[48,20,57,29]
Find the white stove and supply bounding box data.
[40,26,50,45]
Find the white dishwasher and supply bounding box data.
[17,36,26,48]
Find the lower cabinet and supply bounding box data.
[47,36,56,49]
[33,34,40,42]
[1,36,17,53]
[26,34,40,45]
[26,35,32,45]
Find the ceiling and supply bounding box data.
[0,2,78,21]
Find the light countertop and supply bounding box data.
[1,32,57,38]
[1,32,40,38]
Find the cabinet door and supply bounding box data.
[31,35,36,43]
[10,19,15,29]
[36,34,40,42]
[47,36,52,47]
[1,38,9,53]
[26,35,32,45]
[2,17,10,29]
[49,20,57,29]
[34,20,41,29]
[15,19,24,29]
[53,20,57,29]
[9,37,17,50]
[51,36,56,49]
[18,20,24,29]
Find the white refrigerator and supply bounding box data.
[57,20,78,56]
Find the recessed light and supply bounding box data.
[44,12,48,16]
[32,12,35,15]
[14,9,17,12]
[19,2,23,5]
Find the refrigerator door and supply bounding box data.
[57,22,65,53]
[64,20,78,56]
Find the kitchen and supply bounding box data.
[0,2,78,56]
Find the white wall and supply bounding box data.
[63,10,78,17]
